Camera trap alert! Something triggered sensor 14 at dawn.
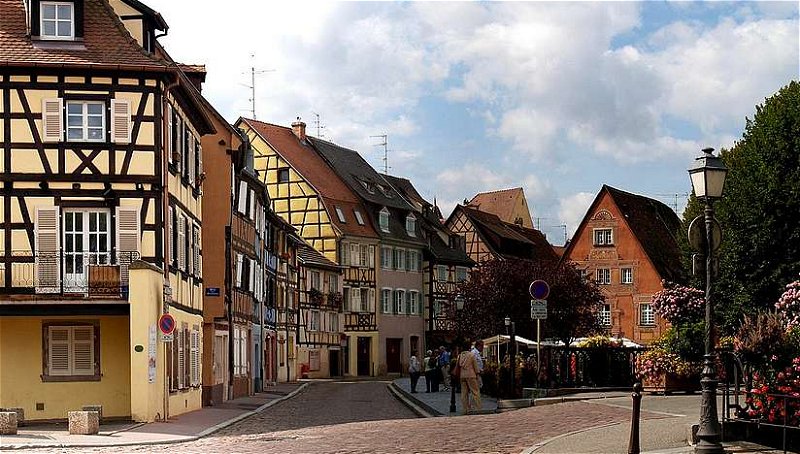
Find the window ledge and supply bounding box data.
[41,374,100,383]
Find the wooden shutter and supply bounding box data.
[368,288,376,312]
[249,258,255,292]
[116,207,140,287]
[48,326,71,375]
[188,135,195,184]
[166,104,173,163]
[193,225,200,278]
[72,326,95,375]
[41,98,63,142]
[177,213,186,271]
[170,337,178,391]
[177,326,185,388]
[110,99,131,144]
[340,242,349,266]
[35,207,60,293]
[350,244,359,267]
[197,144,203,181]
[189,329,198,386]
[368,245,375,268]
[235,254,243,288]
[167,206,173,265]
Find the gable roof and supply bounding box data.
[383,174,426,209]
[0,0,169,70]
[453,205,557,262]
[239,118,378,240]
[468,187,533,228]
[298,241,342,271]
[564,185,685,282]
[310,137,413,212]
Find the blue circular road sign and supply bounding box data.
[159,313,176,335]
[529,280,550,300]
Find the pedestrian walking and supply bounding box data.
[471,339,485,389]
[408,352,421,393]
[424,350,437,393]
[457,341,481,414]
[439,346,451,391]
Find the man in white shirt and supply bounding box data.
[470,339,484,388]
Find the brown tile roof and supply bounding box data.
[298,242,341,271]
[0,0,169,70]
[468,187,532,227]
[240,118,378,240]
[457,205,557,262]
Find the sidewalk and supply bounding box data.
[0,383,306,449]
[390,377,497,416]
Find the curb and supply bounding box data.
[0,383,309,450]
[520,421,623,454]
[387,382,438,418]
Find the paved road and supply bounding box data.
[28,381,664,454]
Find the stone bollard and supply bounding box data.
[0,407,23,427]
[81,405,103,424]
[0,411,18,435]
[68,411,100,435]
[627,382,643,454]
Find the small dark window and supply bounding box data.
[278,169,290,183]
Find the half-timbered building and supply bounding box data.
[384,175,474,349]
[0,0,213,422]
[296,241,344,378]
[562,185,684,344]
[468,187,534,229]
[235,118,380,377]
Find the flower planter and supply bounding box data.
[643,372,700,394]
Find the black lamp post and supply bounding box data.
[688,147,728,454]
[504,315,516,399]
[450,294,465,413]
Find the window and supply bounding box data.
[277,168,290,183]
[328,274,338,293]
[350,287,361,312]
[408,291,419,315]
[406,215,416,237]
[359,244,369,268]
[407,250,419,272]
[596,268,611,285]
[335,206,346,223]
[342,287,350,311]
[329,313,339,333]
[621,268,633,284]
[393,248,405,270]
[310,271,321,290]
[66,101,104,142]
[381,288,392,314]
[310,311,321,331]
[434,300,444,317]
[379,208,390,232]
[437,265,448,282]
[456,267,468,282]
[640,303,655,326]
[593,228,613,246]
[43,324,97,380]
[394,289,405,314]
[354,210,365,225]
[361,288,372,312]
[600,304,611,326]
[234,326,248,375]
[381,246,392,270]
[41,2,74,39]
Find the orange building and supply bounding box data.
[563,185,686,344]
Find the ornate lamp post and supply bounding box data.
[450,294,465,413]
[688,147,728,454]
[504,315,516,399]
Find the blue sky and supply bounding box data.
[151,0,799,244]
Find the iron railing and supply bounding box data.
[537,346,647,388]
[0,250,140,298]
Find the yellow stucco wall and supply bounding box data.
[0,315,131,421]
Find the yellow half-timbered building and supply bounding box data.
[0,0,213,422]
[236,118,381,377]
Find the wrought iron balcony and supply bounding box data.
[0,250,140,299]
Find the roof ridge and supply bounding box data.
[97,0,167,66]
[471,187,524,198]
[241,118,292,131]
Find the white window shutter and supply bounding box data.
[178,327,185,388]
[193,225,200,277]
[48,327,71,375]
[237,181,247,214]
[166,104,173,162]
[368,288,376,312]
[235,254,243,288]
[72,326,95,375]
[188,135,195,184]
[177,213,186,271]
[368,245,375,268]
[190,329,198,386]
[167,206,173,264]
[35,207,60,293]
[110,99,131,144]
[116,207,140,254]
[41,98,63,142]
[198,144,204,180]
[249,259,255,292]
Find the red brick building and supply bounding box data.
[563,185,685,345]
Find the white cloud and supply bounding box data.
[558,192,597,239]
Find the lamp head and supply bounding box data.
[504,315,511,327]
[688,147,728,200]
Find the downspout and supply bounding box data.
[226,164,235,400]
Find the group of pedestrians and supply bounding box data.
[407,339,485,414]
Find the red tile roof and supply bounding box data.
[469,187,533,228]
[0,0,169,70]
[241,118,378,240]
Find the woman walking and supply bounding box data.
[458,341,481,414]
[424,350,437,393]
[408,352,421,393]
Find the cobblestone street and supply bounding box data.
[23,381,668,454]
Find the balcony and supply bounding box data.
[0,250,140,300]
[344,312,376,332]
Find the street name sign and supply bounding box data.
[531,299,548,320]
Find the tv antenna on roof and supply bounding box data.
[370,134,390,174]
[241,54,275,120]
[311,112,326,138]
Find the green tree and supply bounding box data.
[705,81,800,332]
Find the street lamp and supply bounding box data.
[450,294,465,413]
[688,147,727,454]
[504,315,516,399]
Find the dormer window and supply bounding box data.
[405,214,416,237]
[335,206,346,223]
[379,208,390,232]
[41,2,74,40]
[354,209,365,225]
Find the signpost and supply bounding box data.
[158,313,176,343]
[529,280,550,384]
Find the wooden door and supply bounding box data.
[386,338,402,374]
[357,337,371,376]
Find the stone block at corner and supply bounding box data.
[68,410,100,435]
[0,411,18,435]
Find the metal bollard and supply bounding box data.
[628,382,643,454]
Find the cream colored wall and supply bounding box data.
[0,316,131,421]
[108,0,145,46]
[344,332,379,377]
[167,306,203,417]
[128,263,165,422]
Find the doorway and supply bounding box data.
[386,338,402,374]
[329,349,340,377]
[357,337,371,376]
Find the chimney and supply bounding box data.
[291,117,306,142]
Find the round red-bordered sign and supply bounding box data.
[158,313,176,335]
[529,280,550,300]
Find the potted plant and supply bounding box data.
[308,288,324,305]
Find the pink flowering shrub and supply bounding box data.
[745,357,800,426]
[776,276,800,329]
[651,280,704,325]
[635,348,698,384]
